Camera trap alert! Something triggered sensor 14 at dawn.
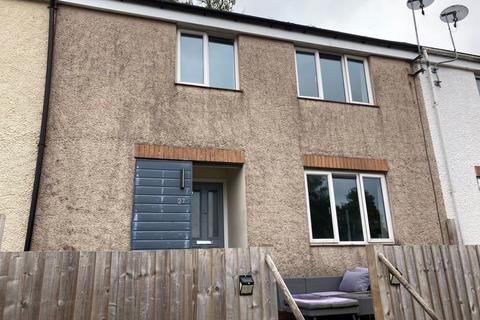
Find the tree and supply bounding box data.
[171,0,236,11]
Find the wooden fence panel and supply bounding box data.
[368,245,480,320]
[0,248,277,320]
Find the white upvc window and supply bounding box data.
[295,49,374,105]
[304,170,394,245]
[177,30,239,90]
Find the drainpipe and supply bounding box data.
[24,0,57,251]
[422,48,463,244]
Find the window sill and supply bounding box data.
[309,241,394,247]
[175,82,243,93]
[298,96,379,108]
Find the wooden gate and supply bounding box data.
[367,245,480,320]
[0,248,278,320]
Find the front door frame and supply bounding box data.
[191,178,229,248]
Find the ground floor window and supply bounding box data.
[304,170,394,245]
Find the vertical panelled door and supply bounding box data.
[132,160,225,249]
[132,160,193,249]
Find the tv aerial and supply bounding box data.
[406,0,435,55]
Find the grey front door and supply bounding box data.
[192,182,224,248]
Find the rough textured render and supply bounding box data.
[33,6,446,276]
[0,0,48,251]
[420,66,480,244]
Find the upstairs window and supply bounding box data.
[305,170,393,244]
[178,31,238,90]
[295,50,373,104]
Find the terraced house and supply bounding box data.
[28,0,454,276]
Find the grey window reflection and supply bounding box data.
[320,54,346,102]
[348,58,369,103]
[296,52,319,97]
[332,176,363,241]
[307,175,334,239]
[476,77,480,95]
[209,37,235,89]
[363,177,389,239]
[180,34,203,84]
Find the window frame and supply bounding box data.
[475,75,480,95]
[304,170,394,245]
[177,29,239,90]
[295,48,374,105]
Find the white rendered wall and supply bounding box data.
[420,65,480,244]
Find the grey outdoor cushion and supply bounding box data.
[339,271,370,292]
[353,267,369,273]
[292,294,359,310]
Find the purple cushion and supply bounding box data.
[292,296,359,310]
[353,267,368,273]
[338,271,370,292]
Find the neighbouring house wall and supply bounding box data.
[420,65,480,245]
[33,6,446,276]
[0,0,48,251]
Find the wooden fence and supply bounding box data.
[367,245,480,320]
[0,248,278,320]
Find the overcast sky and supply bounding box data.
[233,0,480,55]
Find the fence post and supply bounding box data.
[366,245,389,320]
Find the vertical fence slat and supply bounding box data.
[183,250,194,320]
[196,250,210,320]
[413,246,432,319]
[249,247,262,320]
[4,252,23,320]
[422,246,445,320]
[0,252,11,319]
[238,248,252,320]
[55,251,79,320]
[470,247,480,314]
[169,250,183,320]
[108,251,120,320]
[403,246,426,320]
[38,252,59,320]
[431,245,453,320]
[392,246,415,320]
[212,249,225,319]
[225,248,238,320]
[73,252,95,320]
[384,246,402,319]
[459,246,480,319]
[449,245,473,320]
[154,250,168,319]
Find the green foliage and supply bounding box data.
[171,0,236,11]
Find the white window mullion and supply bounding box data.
[176,30,182,83]
[363,58,374,104]
[234,39,240,90]
[359,174,373,242]
[328,173,340,242]
[203,33,209,86]
[342,55,352,103]
[315,51,324,99]
[354,174,369,243]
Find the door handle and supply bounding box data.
[180,169,185,189]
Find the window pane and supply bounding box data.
[180,34,203,84]
[307,175,334,239]
[363,177,390,239]
[348,59,370,103]
[476,77,480,95]
[320,54,346,102]
[296,52,319,97]
[209,37,235,89]
[333,176,363,241]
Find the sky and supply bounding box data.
[232,0,480,55]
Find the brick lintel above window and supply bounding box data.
[303,154,388,172]
[135,144,245,164]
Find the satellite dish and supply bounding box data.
[407,0,435,15]
[406,0,435,55]
[440,5,469,27]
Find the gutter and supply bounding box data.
[24,0,57,251]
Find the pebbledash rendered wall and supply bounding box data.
[0,0,48,251]
[32,5,447,276]
[420,63,480,245]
